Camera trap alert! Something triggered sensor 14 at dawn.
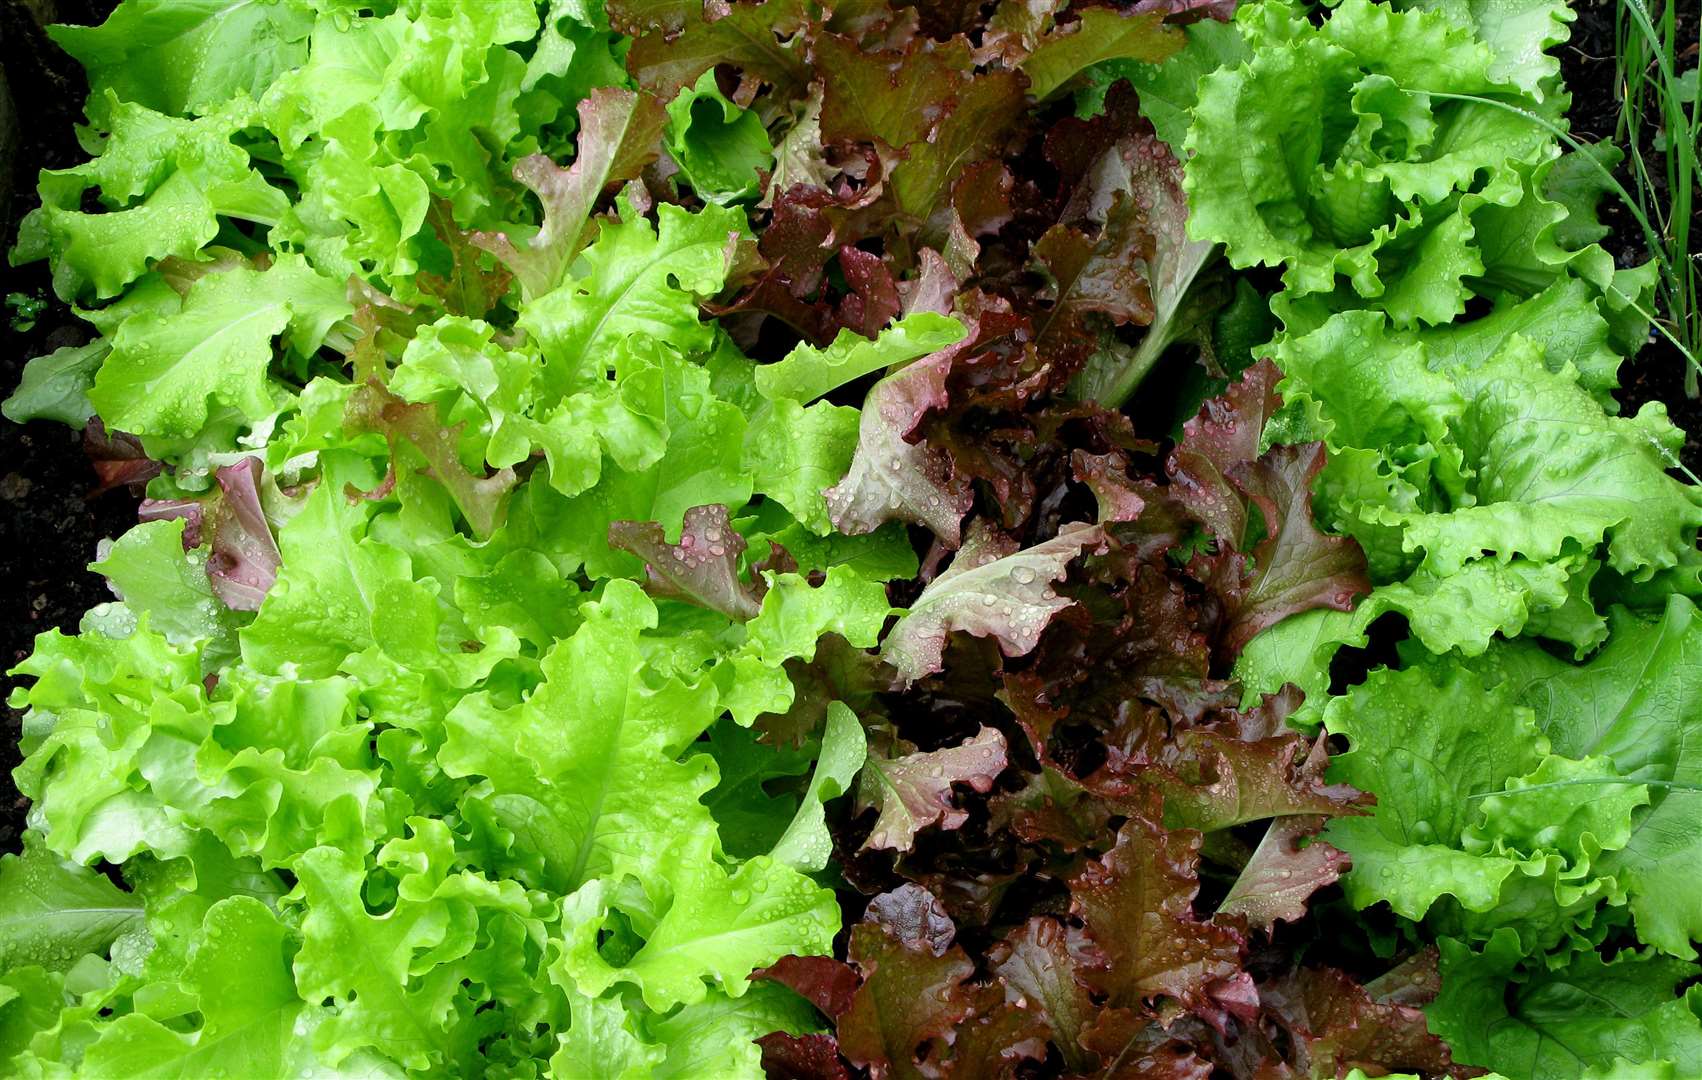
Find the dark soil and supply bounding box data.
[1,1,129,854]
[0,1,1696,861]
[1563,0,1702,471]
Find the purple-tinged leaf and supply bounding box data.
[609,503,764,619]
[1164,358,1283,547]
[1029,195,1156,357]
[938,160,1015,281]
[825,351,973,545]
[205,458,282,611]
[988,762,1116,848]
[865,883,958,956]
[898,249,959,318]
[473,88,667,300]
[139,496,204,547]
[835,247,903,339]
[1073,449,1147,524]
[1129,0,1238,23]
[1203,441,1372,653]
[857,727,1008,852]
[84,418,160,496]
[1217,816,1349,933]
[135,459,283,611]
[1130,729,1370,832]
[1077,1012,1216,1080]
[1071,118,1219,407]
[815,32,1028,232]
[1257,965,1471,1078]
[882,520,1106,684]
[937,990,1049,1078]
[613,0,811,99]
[346,381,516,539]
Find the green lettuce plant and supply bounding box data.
[7,0,1700,1075]
[1173,2,1702,1077]
[1182,0,1655,339]
[0,0,905,1073]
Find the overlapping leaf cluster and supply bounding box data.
[577,0,1493,1073]
[3,0,915,1074]
[6,0,1700,1077]
[1168,1,1702,1076]
[744,355,1495,1078]
[0,0,1411,1069]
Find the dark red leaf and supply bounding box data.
[937,989,1050,1078]
[1078,1011,1217,1080]
[987,764,1114,848]
[1200,441,1372,654]
[836,246,903,338]
[1165,357,1284,548]
[1069,814,1245,1014]
[837,922,979,1079]
[1029,195,1156,354]
[815,33,1028,234]
[1259,965,1474,1079]
[83,418,160,497]
[941,161,1015,278]
[755,955,862,1018]
[988,918,1097,1072]
[759,1032,851,1080]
